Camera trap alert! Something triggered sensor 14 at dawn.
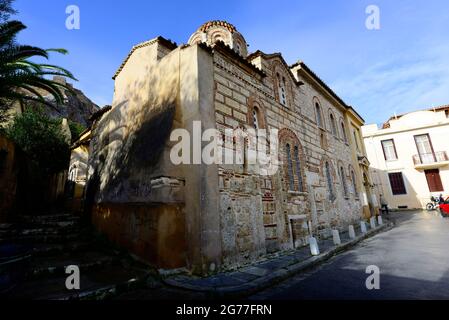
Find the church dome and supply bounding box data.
[188,20,248,57]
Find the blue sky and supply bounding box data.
[13,0,449,125]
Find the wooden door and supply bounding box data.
[425,169,444,192]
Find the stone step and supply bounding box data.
[17,213,80,224]
[0,215,84,244]
[1,211,157,300]
[0,226,82,238]
[0,241,94,264]
[0,224,13,230]
[30,241,92,258]
[28,250,121,280]
[26,220,79,228]
[0,232,85,245]
[4,264,151,300]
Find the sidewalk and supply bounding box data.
[164,220,394,298]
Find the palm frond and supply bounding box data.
[37,64,77,80]
[0,45,49,61]
[0,20,26,47]
[0,19,77,109]
[46,48,69,55]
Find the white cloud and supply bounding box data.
[332,44,449,124]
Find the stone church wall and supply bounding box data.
[84,31,366,273]
[212,49,363,267]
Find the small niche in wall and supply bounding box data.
[320,132,327,150]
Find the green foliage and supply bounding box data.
[68,120,86,142]
[0,2,77,111]
[7,108,70,173]
[0,0,16,22]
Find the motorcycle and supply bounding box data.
[426,196,441,211]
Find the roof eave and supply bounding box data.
[296,62,349,110]
[247,51,304,86]
[212,41,266,78]
[112,36,178,80]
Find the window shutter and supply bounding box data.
[389,172,406,195]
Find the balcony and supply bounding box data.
[413,151,449,169]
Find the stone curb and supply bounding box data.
[164,222,394,298]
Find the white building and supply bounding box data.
[362,105,449,210]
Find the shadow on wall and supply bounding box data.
[83,47,200,270]
[370,167,421,210]
[90,101,176,204]
[88,46,191,204]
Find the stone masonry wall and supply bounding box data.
[212,49,363,267]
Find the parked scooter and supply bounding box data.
[426,195,444,211]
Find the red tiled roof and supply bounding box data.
[198,20,237,33]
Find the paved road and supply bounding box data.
[250,210,449,300]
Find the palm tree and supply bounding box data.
[0,0,16,22]
[0,20,76,111]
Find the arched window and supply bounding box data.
[325,161,335,201]
[315,103,323,127]
[248,99,265,130]
[213,33,224,42]
[277,73,287,106]
[341,122,348,142]
[235,43,241,55]
[294,146,304,192]
[286,144,295,191]
[69,164,78,182]
[280,129,305,193]
[330,113,337,136]
[253,107,260,130]
[351,170,359,198]
[340,166,348,197]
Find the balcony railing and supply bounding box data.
[413,151,449,165]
